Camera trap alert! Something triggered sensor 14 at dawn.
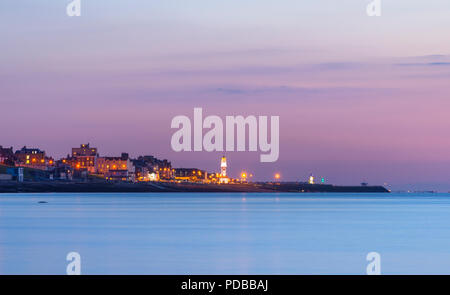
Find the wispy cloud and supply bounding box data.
[395,62,450,67]
[211,85,399,102]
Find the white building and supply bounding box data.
[219,156,230,184]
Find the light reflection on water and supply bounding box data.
[1,192,450,274]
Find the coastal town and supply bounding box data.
[0,143,388,194]
[0,143,238,184]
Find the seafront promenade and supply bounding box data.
[0,181,389,193]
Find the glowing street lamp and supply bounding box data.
[241,172,247,182]
[274,173,281,180]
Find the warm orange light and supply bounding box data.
[275,173,281,180]
[241,172,247,178]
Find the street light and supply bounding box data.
[241,172,247,182]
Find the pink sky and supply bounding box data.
[1,1,450,190]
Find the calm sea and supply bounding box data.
[1,192,450,274]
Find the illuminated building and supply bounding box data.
[174,168,207,182]
[207,172,219,183]
[70,143,98,173]
[14,146,54,170]
[158,164,174,180]
[219,156,230,184]
[134,166,153,182]
[132,156,173,182]
[309,174,315,184]
[96,153,135,182]
[148,172,158,181]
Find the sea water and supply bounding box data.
[1,192,450,274]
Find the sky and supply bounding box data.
[1,1,450,191]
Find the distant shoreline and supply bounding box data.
[0,181,389,193]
